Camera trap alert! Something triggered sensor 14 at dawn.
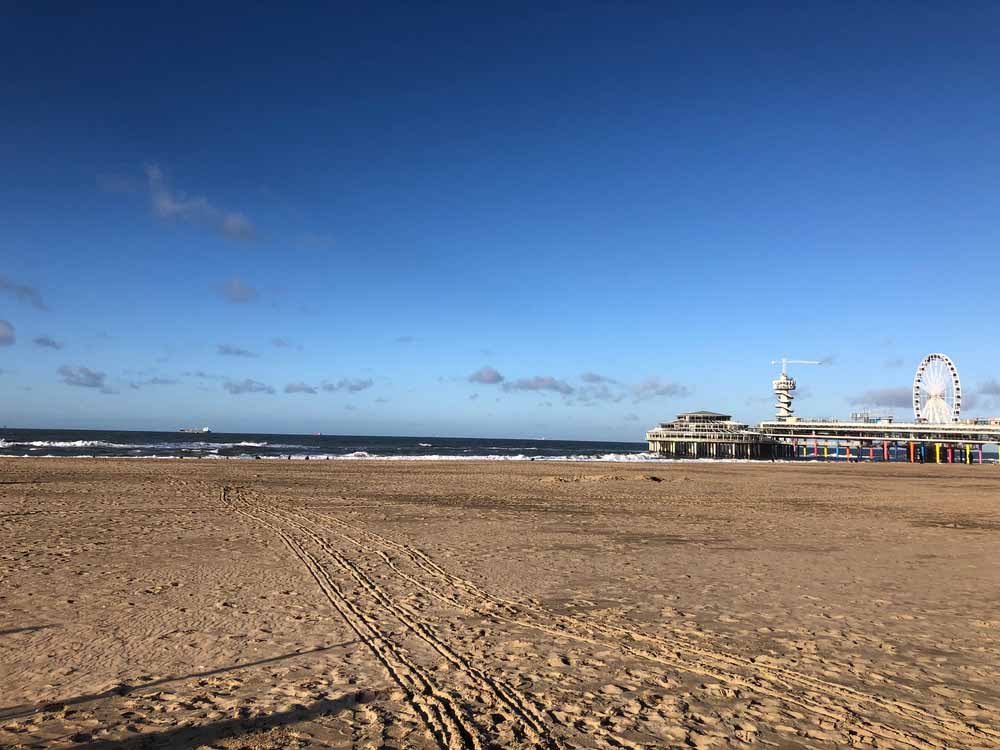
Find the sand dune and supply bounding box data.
[2,458,998,748]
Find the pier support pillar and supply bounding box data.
[909,442,915,463]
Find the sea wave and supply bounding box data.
[0,451,830,464]
[0,434,666,463]
[245,451,667,462]
[0,438,304,451]
[0,439,140,449]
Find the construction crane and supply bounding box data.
[770,357,824,421]
[771,357,823,375]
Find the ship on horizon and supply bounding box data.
[178,427,211,434]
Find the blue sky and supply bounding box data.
[3,2,1000,439]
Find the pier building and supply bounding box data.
[645,354,1000,463]
[645,411,791,460]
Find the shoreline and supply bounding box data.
[2,454,998,466]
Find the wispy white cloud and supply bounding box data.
[58,364,114,394]
[570,382,625,404]
[848,387,912,408]
[470,366,689,406]
[581,371,617,384]
[0,276,46,310]
[322,378,374,393]
[630,377,690,401]
[220,277,258,303]
[33,335,63,349]
[129,376,178,389]
[285,382,317,394]
[217,344,257,358]
[503,376,574,395]
[469,366,504,384]
[224,379,274,395]
[978,379,1000,396]
[145,165,256,242]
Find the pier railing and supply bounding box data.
[757,420,1000,446]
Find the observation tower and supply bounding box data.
[771,357,822,421]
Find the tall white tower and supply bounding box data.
[772,368,797,421]
[770,358,823,421]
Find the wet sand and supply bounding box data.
[1,458,998,749]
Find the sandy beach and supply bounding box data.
[1,458,998,749]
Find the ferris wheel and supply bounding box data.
[913,353,961,423]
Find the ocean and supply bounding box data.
[0,428,653,461]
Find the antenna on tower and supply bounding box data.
[770,357,823,421]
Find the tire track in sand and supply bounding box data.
[287,499,997,750]
[223,487,560,750]
[220,487,478,750]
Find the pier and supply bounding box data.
[646,411,791,460]
[758,419,1000,463]
[647,413,1000,463]
[645,353,1000,463]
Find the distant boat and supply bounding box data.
[179,427,211,433]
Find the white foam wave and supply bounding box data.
[0,439,139,449]
[7,451,917,465]
[0,438,305,451]
[246,451,667,462]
